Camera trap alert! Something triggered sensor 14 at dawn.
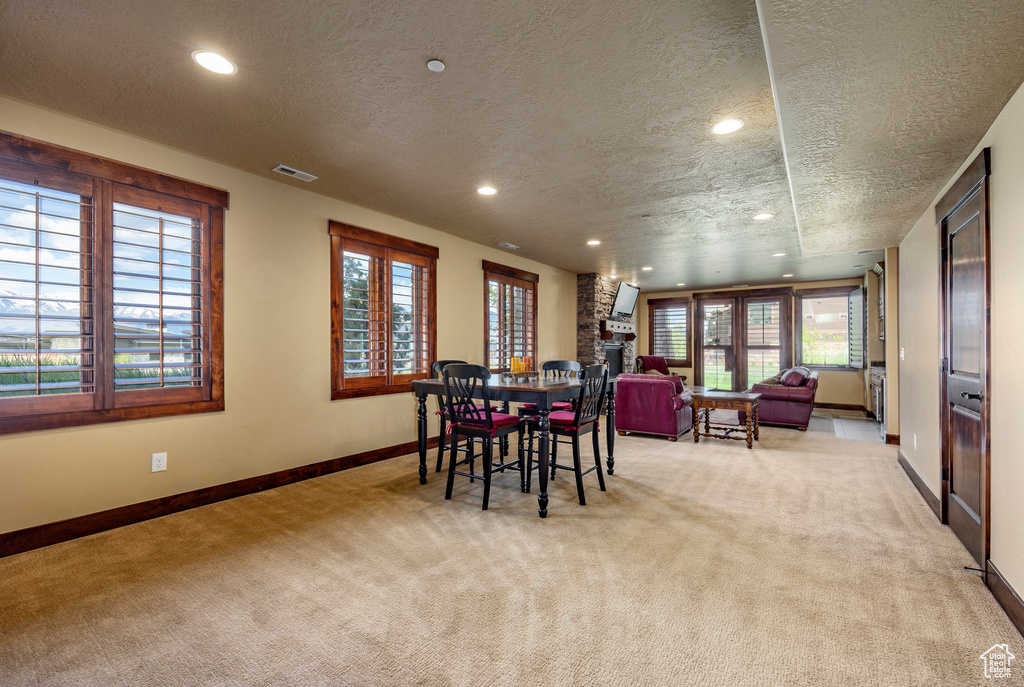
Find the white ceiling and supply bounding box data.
[1,0,1022,291]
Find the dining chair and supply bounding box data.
[524,363,608,505]
[442,364,526,510]
[517,360,581,416]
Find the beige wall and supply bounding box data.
[636,278,866,407]
[899,80,1024,595]
[0,97,579,533]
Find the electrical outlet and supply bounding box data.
[152,452,167,472]
[913,434,917,450]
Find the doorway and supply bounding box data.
[694,289,792,391]
[938,148,991,567]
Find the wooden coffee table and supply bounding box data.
[691,389,761,449]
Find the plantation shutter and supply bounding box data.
[390,250,431,380]
[329,221,437,398]
[651,303,692,362]
[110,188,208,407]
[745,298,783,384]
[648,298,691,367]
[483,262,538,372]
[0,171,96,416]
[848,286,865,369]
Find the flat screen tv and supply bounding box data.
[610,282,640,318]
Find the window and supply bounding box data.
[796,287,865,369]
[746,298,783,383]
[647,297,691,367]
[329,221,437,399]
[483,261,537,372]
[0,133,225,435]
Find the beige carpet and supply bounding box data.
[1,428,1022,686]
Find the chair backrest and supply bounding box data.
[443,363,496,431]
[432,360,467,411]
[542,360,581,379]
[571,364,609,427]
[635,355,670,375]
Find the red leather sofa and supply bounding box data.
[614,373,694,441]
[744,366,819,430]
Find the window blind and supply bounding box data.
[484,264,537,372]
[111,202,203,391]
[0,178,94,400]
[651,304,688,364]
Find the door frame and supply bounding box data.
[693,287,793,390]
[937,148,991,566]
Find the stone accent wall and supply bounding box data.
[576,274,636,369]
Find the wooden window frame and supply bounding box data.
[647,297,692,368]
[691,287,793,390]
[0,131,226,435]
[329,221,438,400]
[795,286,864,371]
[482,260,538,373]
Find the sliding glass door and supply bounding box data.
[695,290,792,391]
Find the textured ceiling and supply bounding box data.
[759,0,1024,257]
[1,1,1022,291]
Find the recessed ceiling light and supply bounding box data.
[587,240,601,246]
[497,241,518,250]
[711,118,744,135]
[851,264,865,269]
[855,250,872,255]
[641,214,652,220]
[426,59,445,72]
[191,50,236,75]
[754,213,775,221]
[676,283,686,287]
[477,186,497,195]
[772,252,786,257]
[609,274,617,279]
[782,274,794,278]
[641,266,653,271]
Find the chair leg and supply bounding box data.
[436,415,447,472]
[481,437,493,511]
[468,438,476,483]
[571,435,586,506]
[444,430,459,500]
[551,436,558,480]
[526,424,535,493]
[592,427,606,492]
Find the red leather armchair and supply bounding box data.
[614,373,694,441]
[745,367,819,430]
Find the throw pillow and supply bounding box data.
[781,368,808,387]
[756,371,786,386]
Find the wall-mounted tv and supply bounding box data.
[610,282,640,318]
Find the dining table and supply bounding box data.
[411,375,617,518]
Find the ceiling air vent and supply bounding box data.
[497,242,519,251]
[272,164,318,182]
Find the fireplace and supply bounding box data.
[577,273,636,372]
[604,344,624,377]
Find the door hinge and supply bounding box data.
[941,466,950,482]
[940,246,948,262]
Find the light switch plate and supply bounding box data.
[900,347,905,360]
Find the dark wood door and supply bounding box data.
[696,292,792,391]
[938,149,990,566]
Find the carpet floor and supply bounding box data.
[1,427,1021,686]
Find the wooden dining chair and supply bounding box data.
[517,360,581,417]
[442,364,525,510]
[524,363,608,505]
